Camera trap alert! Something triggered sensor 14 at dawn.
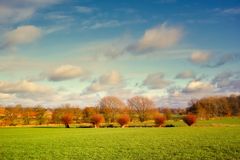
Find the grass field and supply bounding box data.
[1,118,240,160]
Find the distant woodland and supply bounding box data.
[187,95,240,119]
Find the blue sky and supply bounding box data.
[0,0,240,107]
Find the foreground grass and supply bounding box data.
[1,126,240,160]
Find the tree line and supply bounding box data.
[187,95,240,119]
[0,96,185,126]
[0,95,239,127]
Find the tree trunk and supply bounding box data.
[65,124,70,128]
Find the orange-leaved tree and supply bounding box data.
[61,113,73,128]
[154,114,166,127]
[117,114,130,128]
[182,114,197,126]
[90,114,104,128]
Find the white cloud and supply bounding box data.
[206,53,239,68]
[0,0,61,24]
[79,18,146,31]
[0,5,34,24]
[0,55,50,72]
[190,51,239,67]
[130,24,182,51]
[76,6,95,14]
[0,80,58,104]
[73,35,132,60]
[85,82,104,93]
[4,25,41,47]
[48,65,85,81]
[98,70,122,85]
[142,72,172,89]
[45,13,71,20]
[223,7,240,14]
[21,0,62,6]
[183,80,214,93]
[90,20,122,29]
[0,80,52,94]
[0,93,15,100]
[190,50,210,64]
[212,71,240,92]
[84,71,123,94]
[175,70,195,79]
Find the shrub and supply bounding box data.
[182,114,197,126]
[164,124,175,127]
[117,114,130,128]
[61,113,73,128]
[90,114,104,128]
[77,124,93,128]
[154,114,166,127]
[106,124,115,128]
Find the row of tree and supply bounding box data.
[0,95,239,126]
[187,95,240,119]
[0,96,185,126]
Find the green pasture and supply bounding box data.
[0,118,240,160]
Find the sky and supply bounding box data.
[0,0,240,108]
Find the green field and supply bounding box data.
[1,118,240,160]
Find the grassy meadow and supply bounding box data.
[1,118,240,160]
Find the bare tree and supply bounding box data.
[99,96,125,123]
[34,106,46,125]
[128,96,155,122]
[4,106,20,126]
[22,107,33,125]
[82,107,98,123]
[187,95,240,119]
